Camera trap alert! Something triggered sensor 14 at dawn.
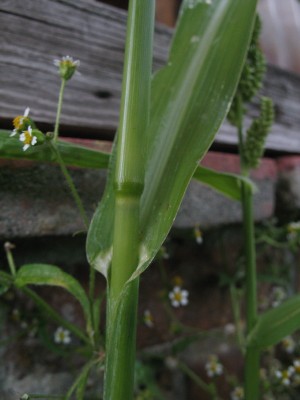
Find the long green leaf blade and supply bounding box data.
[87,0,258,279]
[15,263,91,322]
[135,0,258,279]
[193,166,255,201]
[247,295,300,350]
[0,130,109,169]
[0,130,254,202]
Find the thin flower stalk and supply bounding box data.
[51,58,96,344]
[53,78,66,143]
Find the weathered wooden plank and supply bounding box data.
[0,0,170,135]
[0,0,300,152]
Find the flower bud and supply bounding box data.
[54,55,80,81]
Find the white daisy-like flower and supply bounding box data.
[54,55,80,80]
[293,359,300,372]
[19,126,37,151]
[54,326,71,345]
[205,355,223,378]
[53,55,80,67]
[275,366,295,386]
[11,107,30,136]
[169,286,189,308]
[282,336,296,354]
[231,386,244,400]
[143,310,154,328]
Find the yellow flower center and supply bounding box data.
[13,116,29,130]
[282,370,290,380]
[62,60,73,67]
[174,292,183,302]
[23,130,32,145]
[172,276,183,287]
[295,365,300,374]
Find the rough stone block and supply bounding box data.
[276,156,300,221]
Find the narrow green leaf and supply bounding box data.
[0,130,254,203]
[15,264,90,323]
[86,140,117,277]
[0,130,109,169]
[65,359,97,400]
[87,0,258,279]
[193,166,256,201]
[247,294,300,349]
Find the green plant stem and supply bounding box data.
[21,395,65,400]
[104,0,155,399]
[52,75,95,311]
[53,78,66,142]
[22,286,89,345]
[158,255,169,287]
[65,358,98,400]
[50,142,96,344]
[230,284,245,352]
[51,142,89,230]
[104,197,140,399]
[5,245,17,277]
[237,95,258,329]
[244,347,260,399]
[178,361,220,400]
[241,184,257,330]
[236,95,260,399]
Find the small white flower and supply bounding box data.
[54,55,80,80]
[143,310,154,328]
[53,55,80,67]
[169,286,189,307]
[205,355,223,378]
[194,226,203,244]
[224,323,236,336]
[231,386,244,400]
[293,359,300,371]
[54,326,71,345]
[19,126,37,151]
[282,336,296,354]
[275,366,295,386]
[11,107,30,136]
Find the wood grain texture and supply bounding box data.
[0,0,300,152]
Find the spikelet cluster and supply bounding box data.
[243,97,274,169]
[228,16,266,126]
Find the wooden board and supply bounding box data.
[1,0,300,153]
